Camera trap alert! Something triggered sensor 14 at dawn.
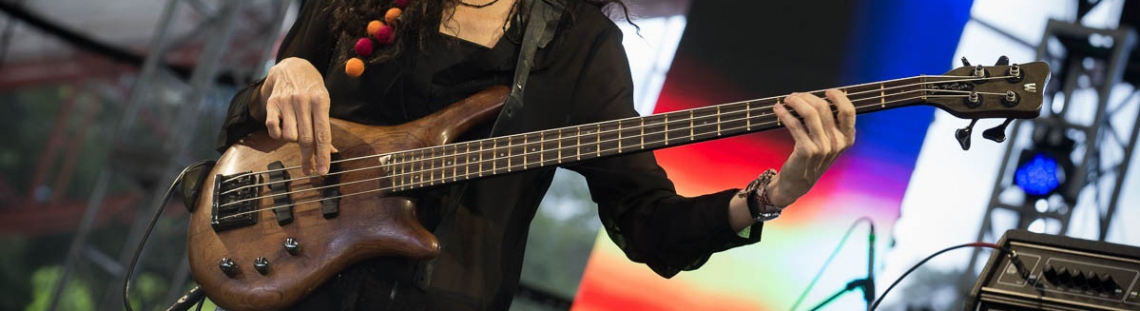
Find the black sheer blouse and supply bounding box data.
[217,1,763,310]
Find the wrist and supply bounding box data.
[746,169,782,222]
[764,173,793,208]
[250,78,270,122]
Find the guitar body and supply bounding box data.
[187,86,510,311]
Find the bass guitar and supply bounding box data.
[187,59,1049,311]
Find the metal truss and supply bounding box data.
[44,1,292,310]
[960,19,1138,291]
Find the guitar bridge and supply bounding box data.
[211,172,260,232]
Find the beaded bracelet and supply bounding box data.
[745,169,781,222]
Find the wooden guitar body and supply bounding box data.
[187,86,510,311]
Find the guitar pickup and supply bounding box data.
[321,153,342,219]
[266,161,294,225]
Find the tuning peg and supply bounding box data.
[995,55,1009,66]
[961,57,972,67]
[956,119,978,150]
[983,118,1014,143]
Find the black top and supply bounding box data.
[217,1,763,310]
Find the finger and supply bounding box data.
[280,98,299,142]
[774,102,813,149]
[293,93,315,176]
[783,94,829,156]
[827,89,857,148]
[807,92,838,146]
[265,97,282,139]
[311,91,332,175]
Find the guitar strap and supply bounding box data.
[415,0,566,290]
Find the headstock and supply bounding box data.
[921,56,1051,150]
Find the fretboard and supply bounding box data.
[384,76,930,192]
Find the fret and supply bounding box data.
[746,101,751,131]
[597,123,606,157]
[640,118,645,149]
[557,128,563,164]
[411,150,420,186]
[716,106,721,136]
[686,110,692,141]
[539,132,545,166]
[395,154,404,191]
[522,134,529,169]
[506,136,512,172]
[401,154,408,191]
[576,126,581,161]
[464,143,471,179]
[430,148,437,186]
[664,114,669,145]
[478,140,484,177]
[617,121,622,153]
[451,144,457,182]
[880,82,886,108]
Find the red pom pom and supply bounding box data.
[354,38,373,57]
[374,25,394,44]
[395,0,409,8]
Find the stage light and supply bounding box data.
[1013,126,1077,203]
[1015,152,1063,196]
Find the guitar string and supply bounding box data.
[217,88,928,207]
[218,83,916,196]
[218,82,1021,206]
[219,92,972,219]
[218,93,949,219]
[221,73,1014,183]
[219,74,1015,195]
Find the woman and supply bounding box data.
[217,0,856,310]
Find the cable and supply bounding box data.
[868,242,1004,311]
[123,160,214,311]
[788,217,874,311]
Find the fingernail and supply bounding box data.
[318,165,328,175]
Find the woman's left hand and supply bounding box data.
[767,89,857,207]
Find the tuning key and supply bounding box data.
[956,119,978,150]
[983,118,1013,143]
[995,55,1010,66]
[961,57,972,67]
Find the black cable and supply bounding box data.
[787,217,874,311]
[868,242,1004,311]
[123,160,213,311]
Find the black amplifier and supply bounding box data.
[966,230,1140,311]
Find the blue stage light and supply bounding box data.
[1014,153,1063,197]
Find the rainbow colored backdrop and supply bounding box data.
[572,1,974,310]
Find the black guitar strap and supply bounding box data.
[415,0,565,289]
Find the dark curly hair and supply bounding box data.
[324,0,634,65]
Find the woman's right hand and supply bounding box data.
[253,57,333,176]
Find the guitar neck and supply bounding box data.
[384,76,928,192]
